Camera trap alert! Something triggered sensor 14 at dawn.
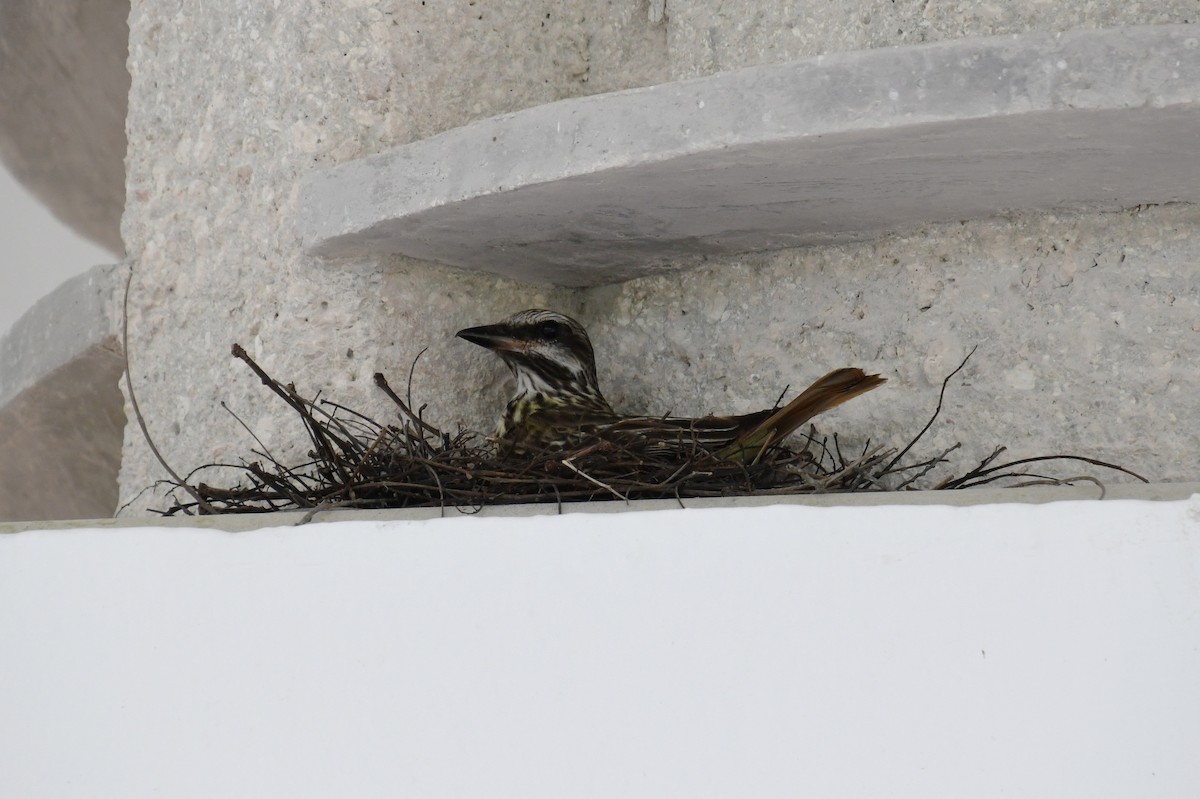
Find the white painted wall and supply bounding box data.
[3,499,1198,797]
[0,163,114,337]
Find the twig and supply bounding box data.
[123,266,215,514]
[883,346,977,475]
[561,457,630,502]
[374,372,443,438]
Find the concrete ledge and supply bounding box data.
[3,499,1198,794]
[0,264,123,407]
[4,480,1195,533]
[0,265,126,521]
[299,25,1200,286]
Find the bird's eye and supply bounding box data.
[538,320,562,339]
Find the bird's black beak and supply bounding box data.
[456,324,522,353]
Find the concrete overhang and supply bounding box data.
[299,25,1200,286]
[0,264,126,521]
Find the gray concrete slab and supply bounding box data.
[0,0,129,254]
[0,264,123,407]
[0,343,125,521]
[0,264,126,521]
[299,25,1200,286]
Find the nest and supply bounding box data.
[147,344,1145,517]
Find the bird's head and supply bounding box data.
[456,309,606,404]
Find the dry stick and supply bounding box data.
[300,395,370,458]
[121,267,215,514]
[934,445,1006,488]
[347,428,390,483]
[231,345,355,489]
[231,344,307,413]
[337,479,475,499]
[374,372,443,438]
[221,401,282,466]
[837,446,889,491]
[882,345,978,476]
[892,443,961,490]
[290,388,363,467]
[319,399,388,434]
[291,497,380,526]
[406,347,429,437]
[219,401,311,489]
[247,463,315,508]
[561,457,630,502]
[298,504,334,525]
[419,461,448,517]
[953,470,1077,490]
[800,427,837,473]
[185,460,301,508]
[832,433,847,472]
[942,454,1147,489]
[1010,475,1106,498]
[662,460,696,485]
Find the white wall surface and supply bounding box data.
[2,499,1198,798]
[0,163,113,337]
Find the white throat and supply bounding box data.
[513,368,557,398]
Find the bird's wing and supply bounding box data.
[591,410,772,452]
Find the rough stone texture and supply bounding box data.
[118,0,1199,512]
[300,26,1200,285]
[0,265,126,521]
[0,0,130,254]
[666,0,1199,78]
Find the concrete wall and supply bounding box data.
[117,2,1198,511]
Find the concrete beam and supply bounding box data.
[0,264,126,521]
[299,25,1200,286]
[0,0,130,255]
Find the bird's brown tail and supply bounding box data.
[719,368,886,461]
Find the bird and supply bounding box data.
[456,309,885,461]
